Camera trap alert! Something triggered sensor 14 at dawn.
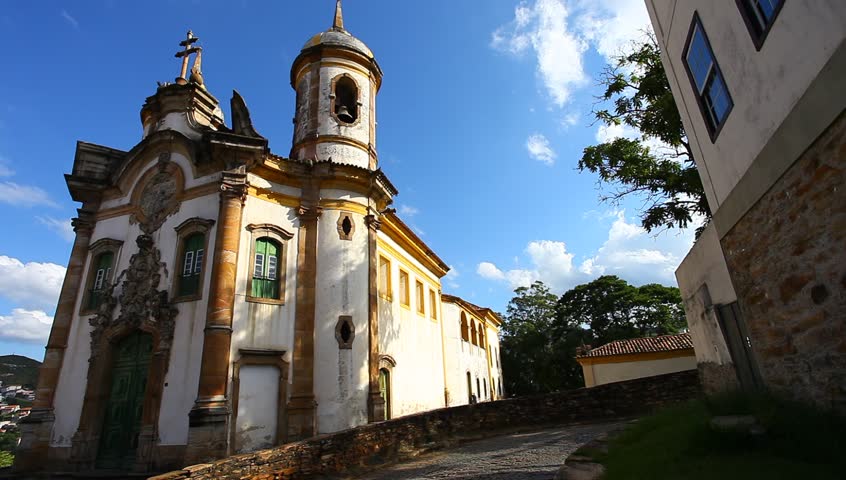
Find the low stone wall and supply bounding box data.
[150,370,698,480]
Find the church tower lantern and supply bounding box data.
[290,0,383,170]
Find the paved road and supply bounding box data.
[350,422,617,480]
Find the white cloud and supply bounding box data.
[0,182,57,208]
[477,211,696,293]
[0,256,66,313]
[37,216,75,242]
[492,0,588,107]
[562,112,580,127]
[492,0,652,107]
[444,265,461,289]
[61,10,79,29]
[526,133,557,165]
[399,205,419,217]
[0,309,53,343]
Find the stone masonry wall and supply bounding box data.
[150,370,699,480]
[722,111,846,414]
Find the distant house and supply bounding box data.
[576,333,696,387]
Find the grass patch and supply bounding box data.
[599,393,845,480]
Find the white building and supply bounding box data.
[16,2,503,475]
[645,1,845,408]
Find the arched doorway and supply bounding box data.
[379,368,392,420]
[96,331,153,470]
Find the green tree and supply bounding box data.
[500,281,563,396]
[500,277,688,395]
[579,35,710,234]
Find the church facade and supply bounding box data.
[15,3,503,474]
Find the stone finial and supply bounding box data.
[333,0,344,31]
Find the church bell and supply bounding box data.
[336,105,354,123]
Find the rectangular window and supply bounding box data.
[178,233,205,298]
[183,251,195,277]
[429,290,437,319]
[416,281,425,314]
[251,238,280,299]
[88,251,115,311]
[194,249,204,274]
[379,256,392,299]
[684,15,733,139]
[737,0,784,48]
[399,270,410,307]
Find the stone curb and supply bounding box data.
[554,421,633,480]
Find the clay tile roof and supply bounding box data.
[577,333,693,358]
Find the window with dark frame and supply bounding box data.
[684,15,733,138]
[252,237,280,299]
[737,0,784,48]
[88,251,114,310]
[177,233,205,297]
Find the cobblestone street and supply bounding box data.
[350,422,618,480]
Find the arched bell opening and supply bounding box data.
[331,74,359,125]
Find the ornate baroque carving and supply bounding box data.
[132,153,181,234]
[89,235,178,355]
[364,214,381,231]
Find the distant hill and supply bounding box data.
[0,355,41,390]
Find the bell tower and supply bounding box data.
[290,0,383,170]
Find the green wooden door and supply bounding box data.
[379,368,391,421]
[96,332,152,470]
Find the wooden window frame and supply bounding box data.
[682,13,734,142]
[429,289,438,320]
[415,280,425,315]
[460,312,469,342]
[379,255,392,301]
[735,0,785,51]
[398,269,410,308]
[172,217,215,303]
[79,238,123,316]
[246,223,293,305]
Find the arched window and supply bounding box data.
[252,237,280,299]
[177,233,205,297]
[476,377,481,399]
[333,75,359,124]
[460,312,469,342]
[470,321,477,346]
[466,371,473,403]
[483,379,487,400]
[478,327,485,350]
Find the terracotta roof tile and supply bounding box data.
[576,333,693,358]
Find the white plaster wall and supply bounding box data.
[588,355,697,386]
[486,324,503,399]
[313,204,370,434]
[440,302,493,407]
[230,195,300,391]
[645,0,846,209]
[50,162,219,447]
[234,365,280,453]
[675,222,735,367]
[376,234,446,418]
[315,63,373,169]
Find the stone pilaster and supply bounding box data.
[15,209,96,472]
[365,214,385,422]
[185,171,247,464]
[287,205,322,441]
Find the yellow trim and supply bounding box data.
[377,241,441,290]
[381,214,449,279]
[247,186,301,208]
[576,349,695,366]
[318,199,368,215]
[378,255,392,301]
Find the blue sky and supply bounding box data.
[0,0,697,360]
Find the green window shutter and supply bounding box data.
[178,233,204,297]
[252,238,280,299]
[89,251,114,310]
